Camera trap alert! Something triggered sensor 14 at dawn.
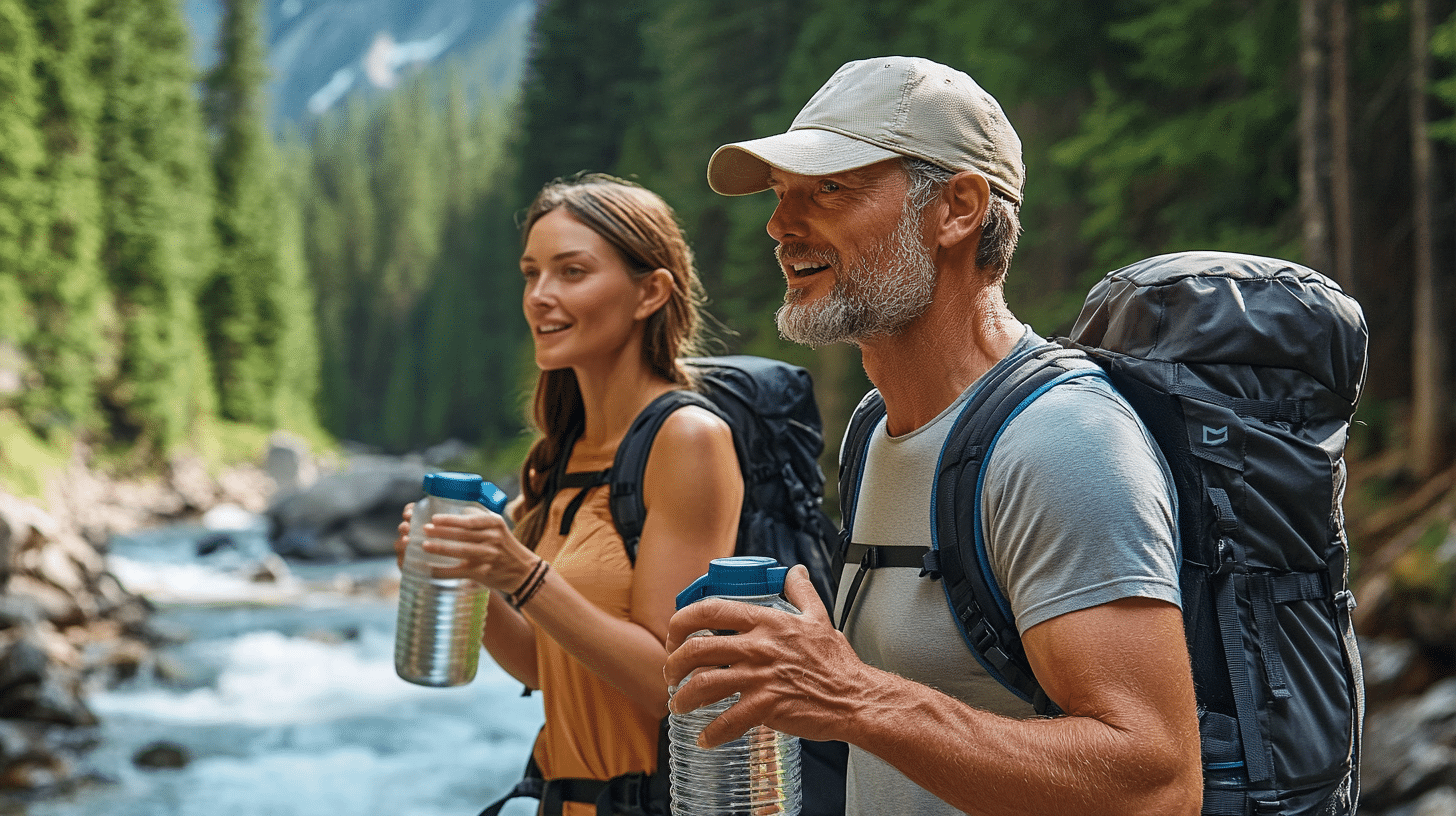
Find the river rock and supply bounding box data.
[265,431,319,494]
[0,490,153,791]
[265,457,430,560]
[1361,677,1456,813]
[133,740,189,769]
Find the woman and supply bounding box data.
[397,174,742,815]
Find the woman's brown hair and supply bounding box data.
[512,174,708,550]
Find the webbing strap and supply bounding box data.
[835,543,930,631]
[1201,788,1248,815]
[1216,574,1274,785]
[1250,576,1291,700]
[557,469,611,536]
[1337,590,1365,810]
[1169,382,1307,424]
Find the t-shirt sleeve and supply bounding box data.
[981,377,1180,633]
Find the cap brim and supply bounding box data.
[706,128,904,196]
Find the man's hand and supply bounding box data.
[664,565,871,747]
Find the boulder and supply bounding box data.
[0,490,152,791]
[1361,677,1456,813]
[133,740,189,769]
[265,458,429,560]
[265,431,318,495]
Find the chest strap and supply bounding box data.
[556,469,611,536]
[836,543,936,631]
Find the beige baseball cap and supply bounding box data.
[707,56,1024,204]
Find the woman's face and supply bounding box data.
[521,207,651,374]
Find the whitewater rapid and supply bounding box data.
[16,520,545,816]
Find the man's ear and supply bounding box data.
[936,171,991,249]
[635,268,676,320]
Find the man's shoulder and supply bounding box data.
[1001,373,1144,442]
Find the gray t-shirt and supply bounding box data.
[835,327,1180,816]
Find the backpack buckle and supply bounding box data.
[612,773,645,809]
[920,550,942,579]
[1214,538,1240,575]
[1251,798,1283,816]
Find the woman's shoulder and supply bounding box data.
[650,397,735,454]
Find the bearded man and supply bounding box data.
[664,56,1203,816]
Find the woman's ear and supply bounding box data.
[936,171,991,249]
[634,268,675,321]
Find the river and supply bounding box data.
[6,517,544,816]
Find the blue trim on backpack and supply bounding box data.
[929,367,1108,699]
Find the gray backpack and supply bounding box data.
[837,251,1367,815]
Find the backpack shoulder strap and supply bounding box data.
[836,388,886,541]
[932,341,1106,715]
[609,389,723,564]
[831,389,887,627]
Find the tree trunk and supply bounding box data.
[1300,0,1335,276]
[1409,0,1450,477]
[1329,0,1357,294]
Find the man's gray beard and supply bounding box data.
[775,202,937,348]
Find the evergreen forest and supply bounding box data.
[4,0,1456,600]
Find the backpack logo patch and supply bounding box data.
[1202,425,1229,445]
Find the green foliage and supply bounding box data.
[91,0,218,453]
[0,410,71,498]
[202,0,319,430]
[0,0,43,354]
[302,64,525,454]
[514,0,657,204]
[21,0,115,435]
[1431,10,1456,143]
[615,1,804,356]
[1051,0,1302,271]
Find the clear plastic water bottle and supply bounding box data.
[394,471,508,687]
[668,556,803,816]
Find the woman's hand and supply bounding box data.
[414,510,540,596]
[393,503,413,570]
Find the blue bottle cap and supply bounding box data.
[676,556,788,609]
[422,472,508,514]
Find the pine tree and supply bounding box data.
[90,0,218,453]
[203,0,319,431]
[0,0,43,408]
[22,0,115,435]
[515,0,657,204]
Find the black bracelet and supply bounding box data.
[510,558,545,599]
[514,560,550,608]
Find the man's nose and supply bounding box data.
[766,195,807,242]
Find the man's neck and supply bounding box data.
[859,283,1023,437]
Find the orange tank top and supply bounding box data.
[531,449,661,815]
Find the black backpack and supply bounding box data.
[483,354,846,816]
[836,251,1367,816]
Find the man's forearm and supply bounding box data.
[839,666,1200,816]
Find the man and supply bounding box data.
[663,56,1202,816]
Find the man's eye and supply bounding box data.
[819,181,840,193]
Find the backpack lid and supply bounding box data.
[676,556,788,609]
[422,471,508,513]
